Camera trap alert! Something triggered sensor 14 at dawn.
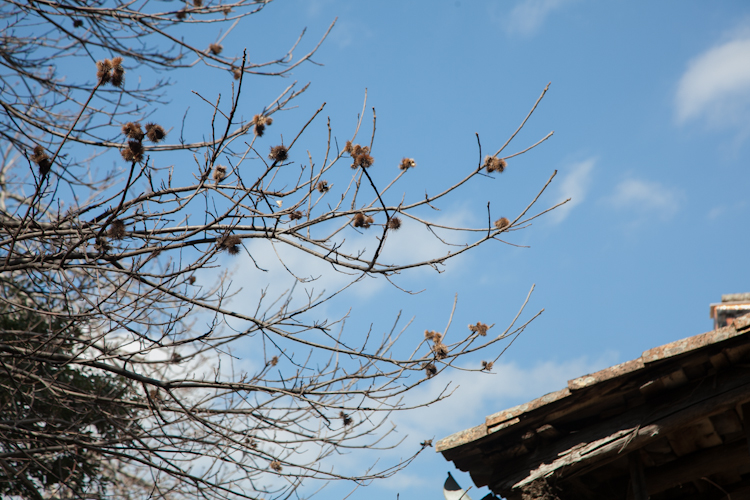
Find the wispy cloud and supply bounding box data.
[320,352,619,492]
[215,208,477,325]
[305,0,333,18]
[549,158,596,224]
[391,352,619,450]
[676,35,750,127]
[608,178,683,221]
[503,0,576,37]
[707,200,747,220]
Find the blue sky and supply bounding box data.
[87,1,750,498]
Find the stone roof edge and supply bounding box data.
[436,324,746,453]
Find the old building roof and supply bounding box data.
[437,313,750,500]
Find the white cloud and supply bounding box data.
[305,0,333,18]
[504,0,576,37]
[707,200,747,220]
[310,351,619,492]
[608,178,682,221]
[391,354,617,442]
[374,471,432,492]
[549,158,596,224]
[214,208,477,326]
[676,36,750,126]
[378,209,475,270]
[707,205,725,220]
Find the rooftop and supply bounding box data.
[438,309,750,499]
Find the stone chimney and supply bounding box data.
[710,292,750,329]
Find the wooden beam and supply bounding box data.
[742,401,750,457]
[646,439,750,495]
[628,452,650,500]
[677,479,750,500]
[494,368,750,492]
[565,477,596,500]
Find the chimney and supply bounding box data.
[710,293,750,329]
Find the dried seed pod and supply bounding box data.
[424,330,442,343]
[354,152,374,168]
[110,57,124,87]
[431,342,448,360]
[218,234,242,255]
[316,180,329,193]
[424,362,437,378]
[387,216,402,230]
[252,114,272,136]
[289,211,303,221]
[269,460,282,472]
[94,237,110,253]
[127,139,143,156]
[468,322,490,336]
[121,140,144,163]
[483,155,507,174]
[347,144,374,169]
[269,145,288,162]
[212,165,227,183]
[30,145,52,175]
[122,122,144,141]
[340,411,353,427]
[107,220,126,240]
[494,217,510,230]
[352,213,373,229]
[96,59,112,85]
[208,43,223,55]
[37,158,52,175]
[144,123,166,143]
[399,157,416,170]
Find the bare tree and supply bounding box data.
[0,1,563,499]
